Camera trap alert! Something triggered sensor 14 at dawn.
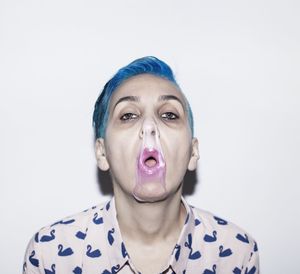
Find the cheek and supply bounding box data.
[105,132,139,170]
[163,135,192,170]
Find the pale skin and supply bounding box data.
[95,74,199,274]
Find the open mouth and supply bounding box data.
[144,156,158,168]
[141,149,159,169]
[138,148,165,176]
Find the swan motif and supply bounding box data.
[254,241,258,252]
[203,264,216,274]
[75,230,87,240]
[34,232,39,243]
[194,218,201,226]
[245,266,257,274]
[106,201,111,211]
[236,233,249,243]
[86,244,101,258]
[29,250,39,267]
[173,244,181,261]
[213,216,228,225]
[102,264,120,274]
[44,264,55,274]
[73,266,82,274]
[93,212,103,225]
[185,233,201,260]
[233,267,242,274]
[57,244,74,256]
[185,233,193,248]
[121,242,128,258]
[204,230,217,242]
[40,229,56,242]
[51,218,75,227]
[107,228,115,245]
[188,249,201,260]
[219,245,232,257]
[112,265,121,273]
[60,219,75,225]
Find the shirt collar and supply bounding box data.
[167,196,196,274]
[102,197,131,272]
[102,196,196,274]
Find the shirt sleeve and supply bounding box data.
[243,241,260,274]
[23,233,43,274]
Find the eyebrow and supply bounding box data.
[158,95,185,109]
[113,96,140,111]
[113,94,185,111]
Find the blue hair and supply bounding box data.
[93,56,194,138]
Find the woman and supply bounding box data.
[23,56,259,274]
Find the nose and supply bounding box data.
[139,119,160,147]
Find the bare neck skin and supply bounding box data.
[114,185,186,243]
[114,185,187,273]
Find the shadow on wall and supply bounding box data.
[96,167,199,197]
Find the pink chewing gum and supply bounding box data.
[137,147,166,178]
[133,119,167,202]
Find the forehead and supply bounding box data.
[110,74,185,105]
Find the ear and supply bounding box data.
[95,138,110,171]
[188,138,200,171]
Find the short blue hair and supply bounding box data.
[93,56,194,138]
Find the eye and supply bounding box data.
[161,112,179,120]
[120,113,139,121]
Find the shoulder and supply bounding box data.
[35,202,105,241]
[183,204,260,272]
[191,205,258,259]
[23,202,106,272]
[193,206,257,242]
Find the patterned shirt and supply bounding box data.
[23,197,259,274]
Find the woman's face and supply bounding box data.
[96,74,199,202]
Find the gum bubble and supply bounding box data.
[133,119,167,202]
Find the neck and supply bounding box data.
[114,186,186,244]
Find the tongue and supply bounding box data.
[145,158,157,167]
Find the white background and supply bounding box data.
[1,0,299,273]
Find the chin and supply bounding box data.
[132,181,169,203]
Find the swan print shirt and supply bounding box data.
[23,197,259,274]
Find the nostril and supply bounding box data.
[140,120,160,138]
[139,129,144,138]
